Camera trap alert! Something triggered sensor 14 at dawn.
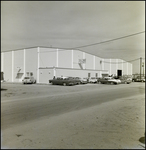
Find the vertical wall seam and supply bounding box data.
[122,59,124,75]
[24,49,25,77]
[93,56,95,70]
[37,47,40,83]
[83,52,85,69]
[127,62,128,75]
[110,59,111,75]
[1,53,4,71]
[57,49,58,67]
[12,51,14,82]
[102,59,104,70]
[116,59,118,75]
[131,63,132,75]
[72,50,73,69]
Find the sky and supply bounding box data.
[1,1,145,74]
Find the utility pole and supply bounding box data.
[142,62,144,77]
[140,57,142,80]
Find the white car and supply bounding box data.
[79,77,88,84]
[88,77,98,83]
[22,77,36,84]
[98,77,121,84]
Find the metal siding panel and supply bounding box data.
[25,48,38,79]
[14,50,24,82]
[85,53,94,69]
[3,51,12,82]
[58,50,72,68]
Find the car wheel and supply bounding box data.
[63,83,67,86]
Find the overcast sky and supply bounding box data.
[1,1,145,74]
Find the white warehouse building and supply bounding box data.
[1,46,132,83]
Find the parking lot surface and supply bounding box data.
[1,82,145,149]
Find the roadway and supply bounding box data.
[1,82,145,149]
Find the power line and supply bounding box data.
[71,31,145,49]
[102,58,142,64]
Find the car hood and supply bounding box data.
[108,79,121,83]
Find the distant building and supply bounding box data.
[1,47,132,83]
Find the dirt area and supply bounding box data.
[1,90,145,149]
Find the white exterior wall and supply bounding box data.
[104,59,110,75]
[39,68,54,83]
[123,60,127,75]
[3,51,12,82]
[55,68,102,78]
[95,56,102,70]
[13,50,24,82]
[1,52,4,72]
[1,47,132,83]
[58,50,72,68]
[25,48,38,80]
[85,53,94,70]
[73,50,83,69]
[39,47,57,68]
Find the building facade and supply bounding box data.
[1,47,132,83]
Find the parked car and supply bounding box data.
[98,77,121,85]
[81,77,88,84]
[49,77,77,86]
[22,76,36,84]
[72,77,83,85]
[88,77,98,83]
[76,77,88,84]
[132,76,145,82]
[118,77,132,84]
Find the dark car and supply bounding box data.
[119,77,132,84]
[71,77,82,85]
[132,76,145,82]
[49,77,77,86]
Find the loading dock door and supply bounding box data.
[117,70,122,76]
